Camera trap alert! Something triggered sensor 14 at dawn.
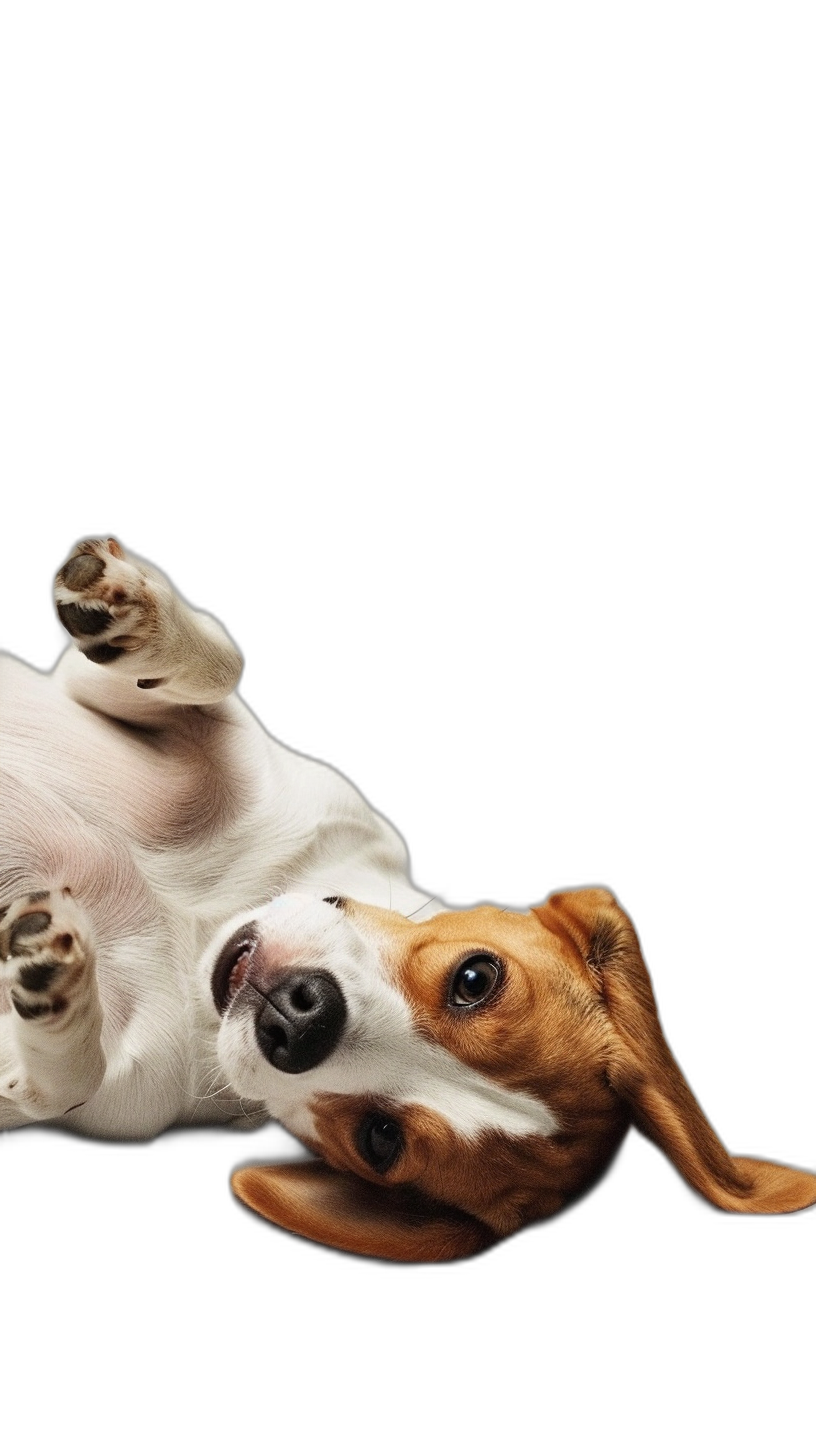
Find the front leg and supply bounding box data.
[53,537,243,721]
[0,890,105,1122]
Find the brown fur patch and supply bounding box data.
[309,1086,626,1237]
[337,901,628,1200]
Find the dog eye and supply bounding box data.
[357,1112,403,1174]
[449,955,502,1008]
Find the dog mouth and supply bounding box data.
[212,923,258,1015]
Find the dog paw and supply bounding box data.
[0,889,93,1023]
[54,538,158,667]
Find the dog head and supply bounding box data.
[210,888,816,1260]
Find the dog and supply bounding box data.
[2,537,814,1260]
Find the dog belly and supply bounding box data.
[1,653,252,849]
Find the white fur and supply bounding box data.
[1,542,556,1152]
[213,894,559,1143]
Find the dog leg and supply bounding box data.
[0,889,105,1121]
[52,537,243,719]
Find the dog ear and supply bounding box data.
[231,1162,497,1261]
[533,888,816,1215]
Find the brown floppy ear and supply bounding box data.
[534,888,816,1215]
[231,1162,496,1262]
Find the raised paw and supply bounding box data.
[54,537,159,669]
[0,889,93,1023]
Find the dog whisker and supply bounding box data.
[406,896,437,920]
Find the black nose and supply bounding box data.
[254,970,347,1073]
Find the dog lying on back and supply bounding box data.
[2,537,814,1260]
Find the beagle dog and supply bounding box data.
[2,537,814,1260]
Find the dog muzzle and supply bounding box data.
[208,926,345,1077]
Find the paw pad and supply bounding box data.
[60,552,106,591]
[0,890,91,1022]
[57,601,114,638]
[54,539,155,666]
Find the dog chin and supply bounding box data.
[215,1003,274,1103]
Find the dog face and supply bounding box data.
[211,888,816,1260]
